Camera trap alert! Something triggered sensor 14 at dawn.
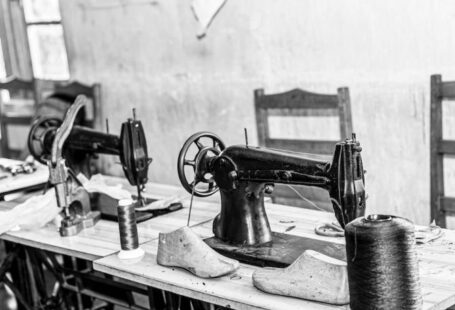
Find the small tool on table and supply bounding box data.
[315,222,345,237]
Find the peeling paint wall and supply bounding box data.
[59,0,455,225]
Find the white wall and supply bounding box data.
[60,0,455,225]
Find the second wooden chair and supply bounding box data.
[254,87,353,211]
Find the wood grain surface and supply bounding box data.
[94,202,455,310]
[0,181,220,261]
[1,176,454,309]
[0,159,48,195]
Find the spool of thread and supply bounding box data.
[345,214,422,310]
[117,199,144,260]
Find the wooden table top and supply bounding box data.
[0,181,220,261]
[94,201,455,310]
[0,159,48,195]
[1,176,454,309]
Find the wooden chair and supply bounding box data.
[254,87,353,211]
[34,81,102,176]
[35,80,102,128]
[430,74,455,228]
[0,77,38,158]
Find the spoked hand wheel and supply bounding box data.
[28,117,61,164]
[177,132,225,197]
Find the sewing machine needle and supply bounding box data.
[187,182,196,226]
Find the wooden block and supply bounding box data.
[157,226,239,278]
[252,250,349,305]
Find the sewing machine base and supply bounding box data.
[92,193,183,223]
[60,211,101,237]
[204,232,346,268]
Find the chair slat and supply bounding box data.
[257,88,338,110]
[441,81,455,99]
[254,86,352,211]
[438,140,455,155]
[440,197,455,213]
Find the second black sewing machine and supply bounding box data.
[177,131,366,267]
[27,95,181,236]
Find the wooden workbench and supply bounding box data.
[94,201,455,310]
[0,159,48,196]
[1,178,455,309]
[0,181,219,261]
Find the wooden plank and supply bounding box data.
[254,88,268,147]
[95,241,347,310]
[267,108,338,117]
[1,199,220,261]
[1,115,33,124]
[337,87,353,140]
[438,140,455,155]
[0,178,221,260]
[440,197,455,213]
[0,159,48,195]
[257,89,338,110]
[441,81,455,99]
[430,75,446,227]
[94,203,455,310]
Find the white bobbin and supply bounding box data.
[118,198,135,207]
[117,247,145,260]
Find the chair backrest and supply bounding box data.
[254,87,353,210]
[430,74,455,228]
[52,81,102,128]
[0,77,37,158]
[254,87,353,154]
[34,81,102,176]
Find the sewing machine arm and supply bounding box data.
[178,132,365,227]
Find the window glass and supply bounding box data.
[23,0,61,23]
[27,24,69,80]
[23,0,69,80]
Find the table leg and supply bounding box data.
[4,242,34,310]
[148,287,166,310]
[164,291,180,310]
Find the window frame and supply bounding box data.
[0,0,69,80]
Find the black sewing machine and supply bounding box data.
[27,95,174,236]
[177,131,366,267]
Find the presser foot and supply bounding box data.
[204,232,346,268]
[59,211,101,237]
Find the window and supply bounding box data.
[23,0,69,80]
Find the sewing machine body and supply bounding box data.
[28,95,152,236]
[177,132,365,266]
